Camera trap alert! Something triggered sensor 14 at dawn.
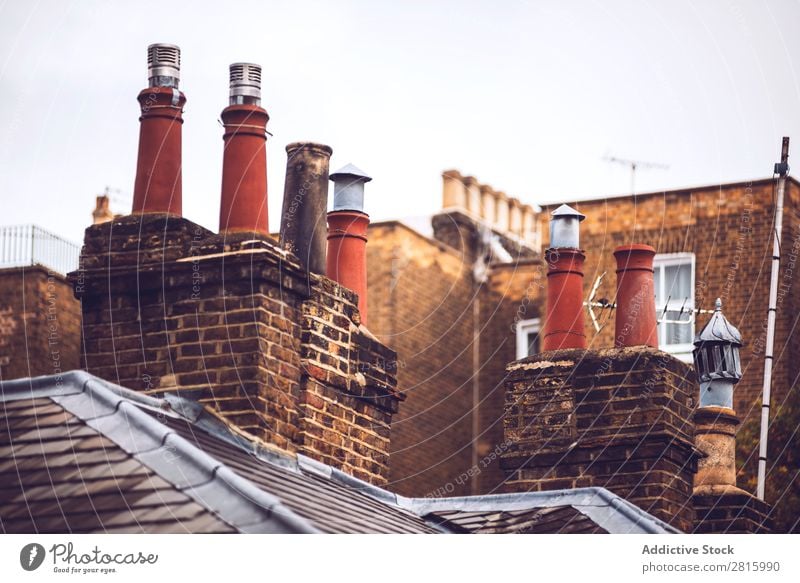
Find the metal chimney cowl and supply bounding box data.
[693,298,742,409]
[229,62,262,105]
[330,164,372,213]
[147,43,181,88]
[549,204,585,249]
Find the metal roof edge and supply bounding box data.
[395,487,680,534]
[296,454,400,506]
[0,370,92,401]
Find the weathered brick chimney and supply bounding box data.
[501,210,699,532]
[71,46,403,485]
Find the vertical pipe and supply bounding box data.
[471,293,480,495]
[757,136,790,501]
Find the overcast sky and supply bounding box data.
[1,0,799,244]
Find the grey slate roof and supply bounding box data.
[0,372,679,534]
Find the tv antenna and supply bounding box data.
[604,155,669,196]
[103,186,131,206]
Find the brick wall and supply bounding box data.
[367,217,542,496]
[501,347,698,532]
[692,488,772,533]
[364,176,798,504]
[74,214,402,486]
[367,222,476,496]
[0,266,81,382]
[477,259,544,493]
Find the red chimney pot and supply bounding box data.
[542,248,587,351]
[219,63,269,235]
[218,104,269,235]
[131,44,185,216]
[327,211,370,324]
[613,244,658,348]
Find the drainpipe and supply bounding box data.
[326,164,372,325]
[279,143,333,274]
[219,63,269,235]
[757,137,790,501]
[131,44,185,216]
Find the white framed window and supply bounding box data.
[515,318,541,360]
[653,252,695,362]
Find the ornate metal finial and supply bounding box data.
[693,298,742,409]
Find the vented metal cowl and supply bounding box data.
[229,63,262,105]
[330,164,372,212]
[147,43,181,88]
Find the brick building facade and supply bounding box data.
[0,266,81,382]
[366,172,799,510]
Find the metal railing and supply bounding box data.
[0,225,81,276]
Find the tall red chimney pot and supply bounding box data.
[326,164,372,325]
[542,204,587,351]
[543,248,587,350]
[219,63,269,235]
[131,43,185,216]
[613,244,658,348]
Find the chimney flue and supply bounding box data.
[279,142,333,274]
[613,244,658,348]
[218,62,269,235]
[692,300,744,491]
[542,205,587,351]
[132,43,186,216]
[327,164,372,326]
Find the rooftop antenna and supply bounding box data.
[757,136,790,501]
[604,154,669,196]
[103,186,131,206]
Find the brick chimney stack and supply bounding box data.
[74,45,404,486]
[327,164,372,325]
[613,244,658,348]
[219,63,269,235]
[131,43,185,216]
[542,204,587,351]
